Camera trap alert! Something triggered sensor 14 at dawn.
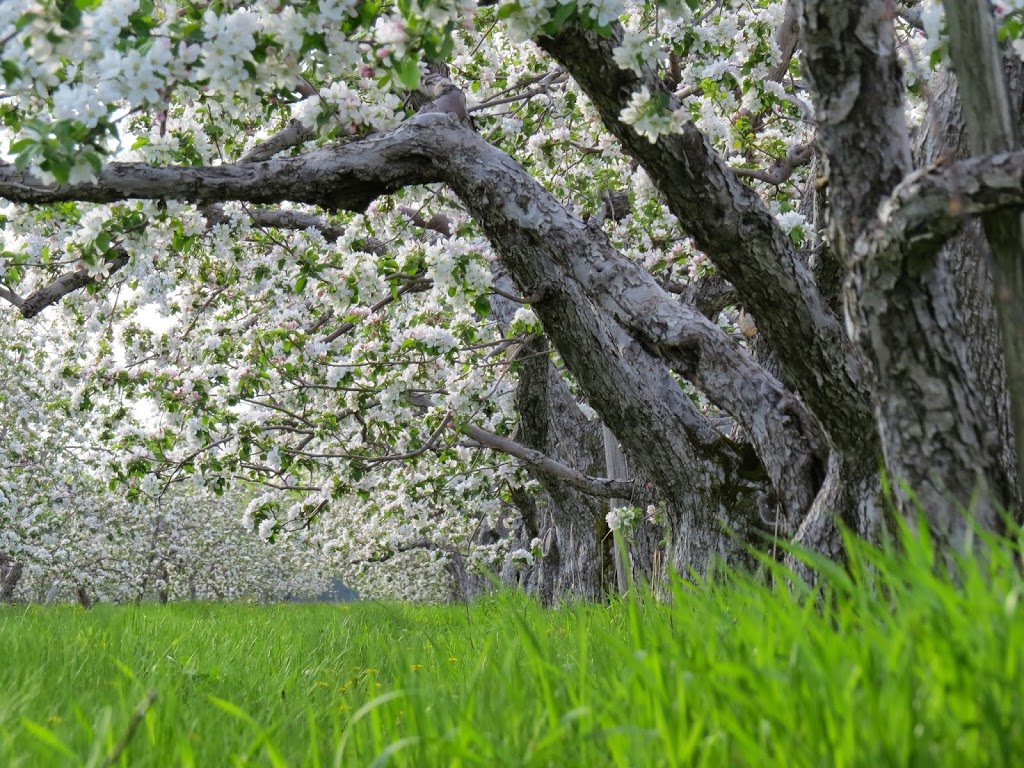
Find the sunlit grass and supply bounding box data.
[1,520,1022,766]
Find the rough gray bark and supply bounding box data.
[915,62,1022,520]
[462,270,623,601]
[792,0,1024,558]
[798,0,1019,553]
[5,250,129,319]
[943,0,1024,517]
[513,332,611,600]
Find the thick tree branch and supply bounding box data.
[537,22,872,453]
[679,273,738,320]
[0,125,440,211]
[0,112,820,522]
[769,0,801,82]
[427,120,823,522]
[0,287,24,310]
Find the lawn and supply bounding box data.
[1,524,1022,767]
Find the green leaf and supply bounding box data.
[549,1,577,30]
[301,31,328,54]
[8,137,36,153]
[1,61,22,84]
[473,295,491,318]
[21,719,78,760]
[15,12,39,31]
[497,3,521,20]
[207,696,258,727]
[57,0,83,30]
[358,1,381,26]
[393,57,421,90]
[84,151,103,175]
[46,156,72,184]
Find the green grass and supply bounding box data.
[1,523,1023,767]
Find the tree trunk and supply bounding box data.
[488,270,614,602]
[800,0,1020,556]
[510,332,613,601]
[943,0,1024,514]
[914,59,1024,522]
[840,55,1024,550]
[76,585,93,609]
[0,553,23,602]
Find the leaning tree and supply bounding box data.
[1,0,1022,601]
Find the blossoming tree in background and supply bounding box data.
[0,316,329,603]
[2,0,1024,602]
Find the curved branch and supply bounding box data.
[732,143,814,185]
[0,112,821,520]
[0,123,441,211]
[240,119,317,163]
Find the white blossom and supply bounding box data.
[619,86,687,143]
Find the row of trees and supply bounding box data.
[0,318,336,603]
[3,0,1024,602]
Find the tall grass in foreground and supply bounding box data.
[1,521,1022,767]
